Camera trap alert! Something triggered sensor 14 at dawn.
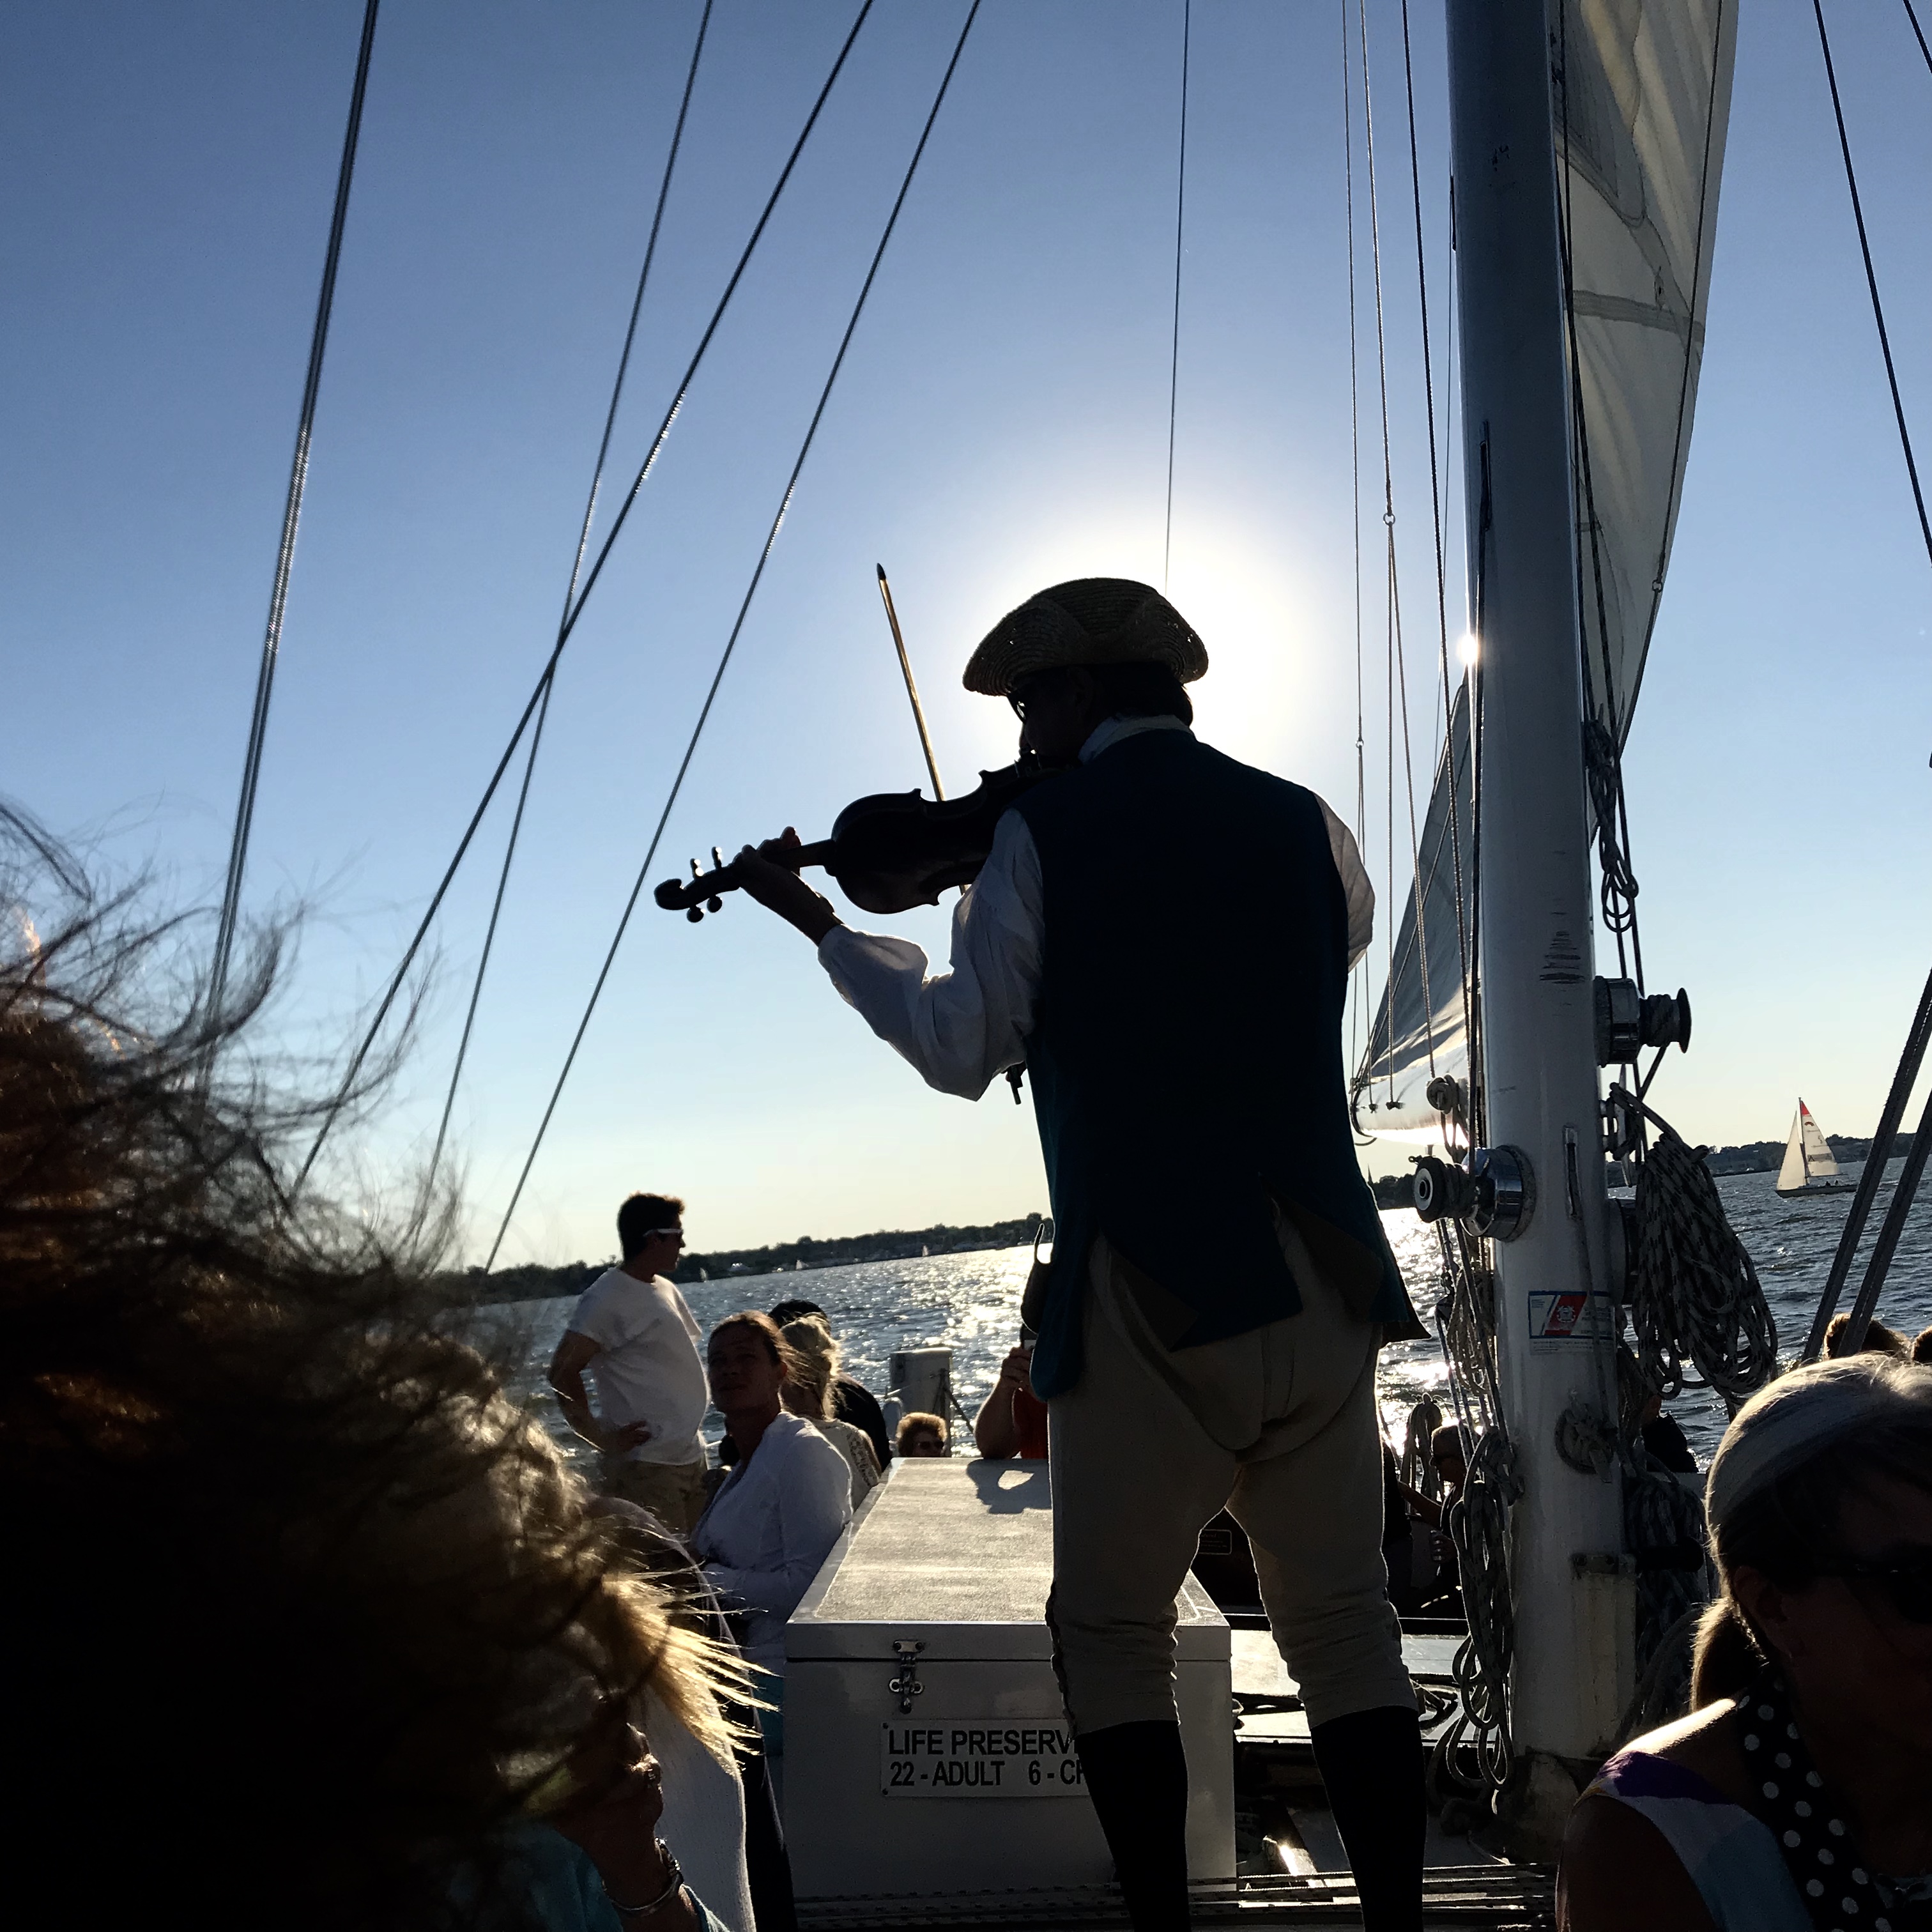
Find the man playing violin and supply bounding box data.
[732,579,1425,1932]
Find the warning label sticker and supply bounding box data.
[1527,1290,1611,1344]
[880,1722,1085,1798]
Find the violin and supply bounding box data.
[654,756,1048,921]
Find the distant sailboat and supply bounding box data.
[1775,1099,1854,1198]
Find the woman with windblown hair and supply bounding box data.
[1,814,750,1932]
[779,1315,882,1508]
[1558,1357,1932,1931]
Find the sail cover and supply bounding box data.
[1355,0,1738,1134]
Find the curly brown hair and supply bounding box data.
[1,809,737,1929]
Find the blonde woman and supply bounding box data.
[2,813,751,1932]
[781,1316,883,1507]
[1558,1357,1932,1930]
[691,1314,852,1683]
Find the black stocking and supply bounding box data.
[1076,1719,1192,1931]
[1308,1703,1426,1932]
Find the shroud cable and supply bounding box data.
[207,0,381,1058]
[483,2,983,1269]
[296,2,876,1191]
[426,0,715,1190]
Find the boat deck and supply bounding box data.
[797,1866,1554,1928]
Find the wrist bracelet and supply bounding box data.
[604,1842,684,1919]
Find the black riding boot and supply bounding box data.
[1075,1719,1192,1932]
[1308,1704,1425,1932]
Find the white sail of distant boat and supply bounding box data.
[1776,1098,1851,1197]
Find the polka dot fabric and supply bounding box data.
[1737,1668,1899,1932]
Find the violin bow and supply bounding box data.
[877,564,946,801]
[877,565,1020,1100]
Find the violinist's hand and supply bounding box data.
[734,830,843,945]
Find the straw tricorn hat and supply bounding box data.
[962,578,1209,696]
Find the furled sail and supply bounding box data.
[1354,0,1738,1134]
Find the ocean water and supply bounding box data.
[502,1160,1929,1476]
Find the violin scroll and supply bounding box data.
[654,758,1050,924]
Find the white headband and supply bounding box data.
[1705,1355,1932,1528]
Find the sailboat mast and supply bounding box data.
[1445,0,1630,1763]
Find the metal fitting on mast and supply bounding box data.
[1591,977,1691,1065]
[1412,1144,1534,1241]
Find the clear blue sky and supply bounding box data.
[4,1,1927,1264]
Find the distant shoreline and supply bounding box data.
[461,1135,1915,1306]
[465,1213,1049,1307]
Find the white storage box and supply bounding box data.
[783,1457,1234,1898]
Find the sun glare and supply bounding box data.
[1456,631,1480,668]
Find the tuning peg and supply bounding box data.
[712,845,725,870]
[687,905,703,923]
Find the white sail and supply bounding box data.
[1356,0,1737,1131]
[1777,1108,1809,1193]
[1354,685,1473,1134]
[1800,1103,1837,1177]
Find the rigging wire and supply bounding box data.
[1162,0,1192,594]
[482,0,983,1271]
[1800,960,1932,1360]
[1832,1076,1932,1357]
[1552,0,1644,997]
[1355,0,1434,1087]
[1812,0,1932,578]
[295,1,877,1191]
[206,0,380,1055]
[1341,0,1370,1105]
[1396,0,1471,1066]
[1905,0,1932,82]
[425,0,714,1190]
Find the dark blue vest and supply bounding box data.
[1015,729,1416,1398]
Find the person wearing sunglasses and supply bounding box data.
[1560,1355,1932,1931]
[732,579,1425,1931]
[553,1193,711,1534]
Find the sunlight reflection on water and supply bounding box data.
[501,1164,1929,1477]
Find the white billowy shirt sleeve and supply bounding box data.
[815,807,1040,1101]
[1317,797,1375,969]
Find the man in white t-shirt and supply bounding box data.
[550,1192,710,1533]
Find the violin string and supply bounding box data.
[293,1,875,1193]
[425,0,714,1194]
[483,0,984,1271]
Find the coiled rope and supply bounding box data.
[1429,1224,1520,1794]
[1623,1097,1779,1416]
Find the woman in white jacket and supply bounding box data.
[691,1313,852,1712]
